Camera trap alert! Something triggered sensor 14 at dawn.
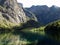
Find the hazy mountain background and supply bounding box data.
[25,5,60,25]
[0,0,60,45]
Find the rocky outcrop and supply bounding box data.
[0,0,27,24]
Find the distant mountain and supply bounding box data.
[25,5,60,25]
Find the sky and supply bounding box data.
[17,0,60,7]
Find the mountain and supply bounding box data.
[18,3,38,22]
[44,20,60,40]
[25,5,60,25]
[23,9,38,21]
[0,0,27,26]
[0,0,60,45]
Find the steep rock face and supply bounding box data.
[18,3,38,22]
[0,0,27,24]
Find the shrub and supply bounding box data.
[44,20,60,40]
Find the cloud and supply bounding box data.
[17,0,60,7]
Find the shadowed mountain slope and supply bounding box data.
[25,5,60,25]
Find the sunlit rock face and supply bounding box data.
[0,0,27,23]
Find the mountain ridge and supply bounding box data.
[25,5,60,25]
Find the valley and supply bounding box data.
[0,0,60,45]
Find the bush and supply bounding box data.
[44,20,60,40]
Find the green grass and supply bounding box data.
[22,26,45,35]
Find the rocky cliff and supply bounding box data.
[18,3,38,22]
[0,0,27,24]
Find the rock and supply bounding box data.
[0,0,27,24]
[23,9,38,21]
